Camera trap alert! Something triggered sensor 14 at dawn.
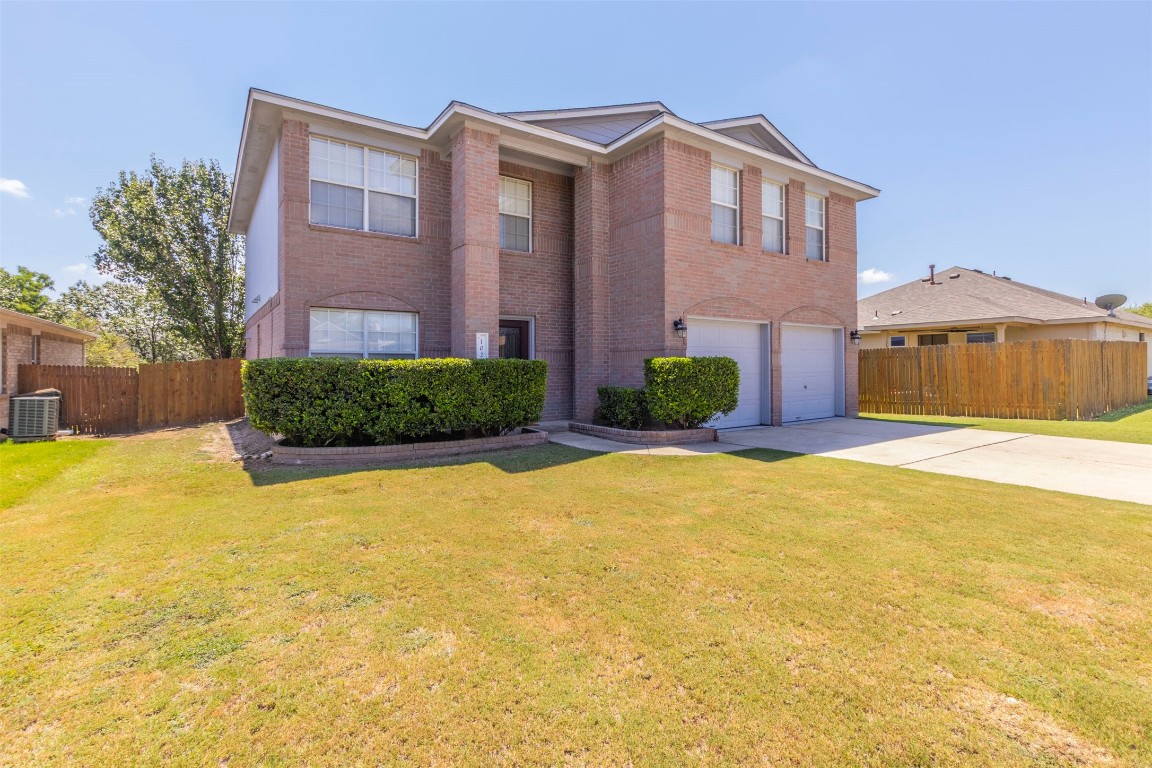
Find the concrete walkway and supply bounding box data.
[717,419,1152,505]
[543,419,1152,505]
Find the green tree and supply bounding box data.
[90,157,245,358]
[1126,302,1152,319]
[52,280,197,364]
[0,266,54,316]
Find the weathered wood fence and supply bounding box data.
[859,339,1147,420]
[17,358,245,435]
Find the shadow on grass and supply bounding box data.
[1093,396,1152,422]
[242,442,603,486]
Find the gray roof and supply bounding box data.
[857,267,1152,331]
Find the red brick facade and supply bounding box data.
[244,113,864,424]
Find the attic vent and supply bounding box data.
[891,310,902,316]
[949,273,960,279]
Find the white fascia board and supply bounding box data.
[608,114,880,200]
[700,115,814,166]
[0,308,99,341]
[1046,314,1152,329]
[250,89,426,140]
[427,101,606,154]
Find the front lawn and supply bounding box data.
[1,426,1149,766]
[862,396,1152,444]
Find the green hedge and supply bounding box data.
[643,356,740,429]
[242,357,547,447]
[596,386,646,430]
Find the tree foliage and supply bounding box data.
[1126,302,1152,320]
[90,156,245,359]
[52,281,196,364]
[0,266,55,316]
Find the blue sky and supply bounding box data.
[2,1,1150,305]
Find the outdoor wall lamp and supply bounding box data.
[673,318,687,339]
[850,329,861,346]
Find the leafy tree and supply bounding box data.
[90,157,245,358]
[0,266,54,316]
[52,280,196,364]
[1126,302,1152,319]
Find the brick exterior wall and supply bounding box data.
[246,117,862,424]
[1,324,86,429]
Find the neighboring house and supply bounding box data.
[858,266,1152,376]
[229,90,879,426]
[0,307,96,427]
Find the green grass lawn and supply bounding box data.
[862,396,1152,445]
[1,426,1150,766]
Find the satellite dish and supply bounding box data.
[1095,293,1127,318]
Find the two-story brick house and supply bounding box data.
[229,90,878,426]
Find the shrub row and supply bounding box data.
[596,356,740,430]
[242,357,547,447]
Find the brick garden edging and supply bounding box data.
[271,427,548,467]
[568,422,717,445]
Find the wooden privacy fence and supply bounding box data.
[17,358,245,435]
[859,339,1147,420]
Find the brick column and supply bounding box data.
[573,161,611,421]
[450,126,501,358]
[785,178,806,258]
[740,164,762,254]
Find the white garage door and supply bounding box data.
[686,320,764,428]
[781,325,838,423]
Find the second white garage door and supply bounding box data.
[686,319,764,428]
[781,325,839,423]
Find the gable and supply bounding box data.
[518,112,660,144]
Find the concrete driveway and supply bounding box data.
[718,418,1152,505]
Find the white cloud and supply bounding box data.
[52,208,77,218]
[65,196,87,205]
[62,263,89,274]
[859,268,894,285]
[0,178,30,198]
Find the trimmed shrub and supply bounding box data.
[596,386,646,430]
[242,357,547,447]
[643,356,740,429]
[472,358,549,436]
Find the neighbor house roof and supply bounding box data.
[229,89,878,233]
[0,307,99,342]
[857,267,1152,332]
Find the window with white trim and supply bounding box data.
[967,332,995,344]
[711,165,740,245]
[889,335,906,348]
[805,193,825,261]
[309,308,418,359]
[762,180,785,253]
[499,177,532,252]
[310,137,417,237]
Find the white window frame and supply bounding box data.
[499,176,532,253]
[307,308,420,360]
[966,332,996,344]
[711,164,741,245]
[889,335,906,348]
[761,180,786,254]
[805,192,826,261]
[309,135,419,238]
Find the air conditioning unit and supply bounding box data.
[9,394,60,441]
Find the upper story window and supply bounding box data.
[309,308,418,359]
[762,181,786,253]
[711,165,740,245]
[499,176,532,252]
[805,193,825,261]
[309,137,417,237]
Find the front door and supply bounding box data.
[499,320,531,359]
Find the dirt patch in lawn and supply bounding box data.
[200,418,276,463]
[956,684,1116,766]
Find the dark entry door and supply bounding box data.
[499,320,530,359]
